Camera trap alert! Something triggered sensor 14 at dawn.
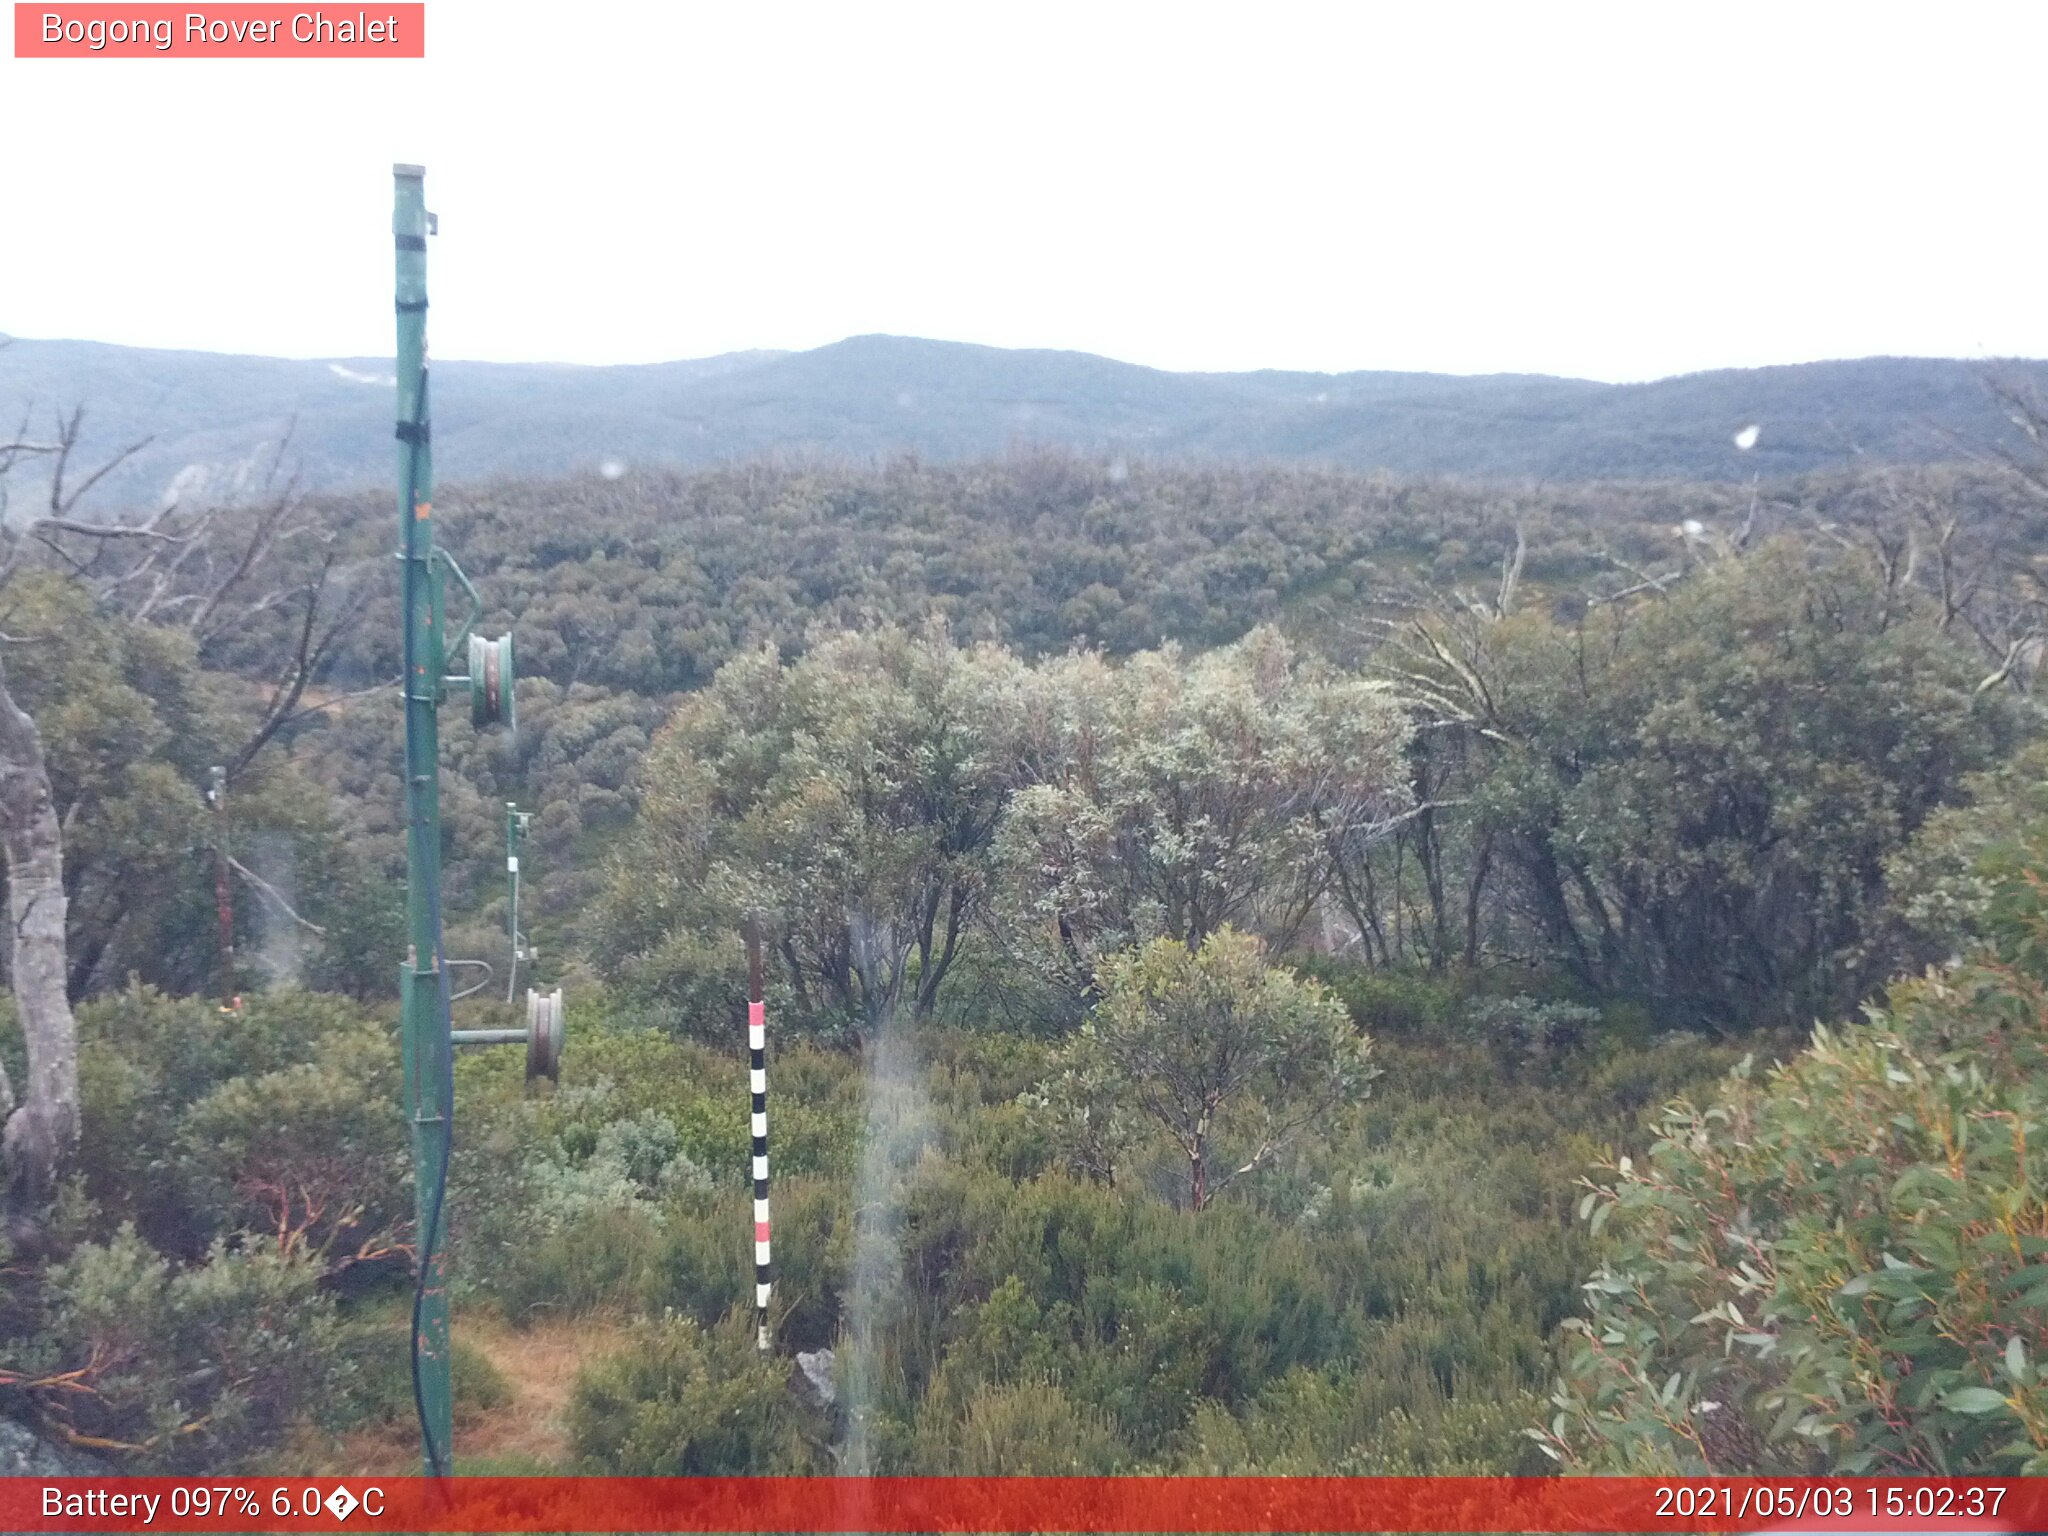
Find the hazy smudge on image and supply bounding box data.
[251,831,303,987]
[839,910,930,1476]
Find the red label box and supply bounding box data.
[13,3,424,56]
[3,1476,2041,1533]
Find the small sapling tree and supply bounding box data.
[1067,928,1376,1211]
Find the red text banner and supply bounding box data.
[13,4,424,57]
[4,1476,2042,1533]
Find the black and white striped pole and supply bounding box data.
[744,916,772,1352]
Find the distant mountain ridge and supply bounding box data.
[1,331,2041,511]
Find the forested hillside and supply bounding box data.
[6,332,2046,509]
[4,444,2048,1479]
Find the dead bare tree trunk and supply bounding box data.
[0,655,76,1208]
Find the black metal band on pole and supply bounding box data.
[745,916,772,1352]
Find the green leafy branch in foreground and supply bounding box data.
[1545,919,2048,1473]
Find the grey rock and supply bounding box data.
[793,1348,837,1410]
[0,1414,99,1476]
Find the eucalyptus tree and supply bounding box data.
[1383,542,2010,1024]
[1065,927,1375,1211]
[0,407,365,1207]
[603,624,1027,1038]
[1547,835,2048,1474]
[993,627,1412,994]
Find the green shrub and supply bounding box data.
[1460,994,1602,1077]
[1176,1366,1548,1475]
[74,986,398,1257]
[480,1198,669,1321]
[1057,929,1375,1211]
[567,1313,828,1473]
[452,1015,857,1319]
[869,1161,1368,1457]
[1337,1390,1553,1475]
[174,1023,408,1265]
[37,1227,346,1471]
[1883,739,2048,962]
[1296,963,1466,1037]
[636,1176,847,1350]
[1549,951,2048,1474]
[326,1312,510,1431]
[912,1378,1131,1473]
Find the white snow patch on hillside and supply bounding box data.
[328,363,397,387]
[161,462,212,509]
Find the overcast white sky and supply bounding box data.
[1,1,2042,381]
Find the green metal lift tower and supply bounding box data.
[392,163,552,1477]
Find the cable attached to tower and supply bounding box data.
[398,374,454,1482]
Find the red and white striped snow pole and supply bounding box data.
[745,918,772,1352]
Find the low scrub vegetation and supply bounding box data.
[2,453,2046,1476]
